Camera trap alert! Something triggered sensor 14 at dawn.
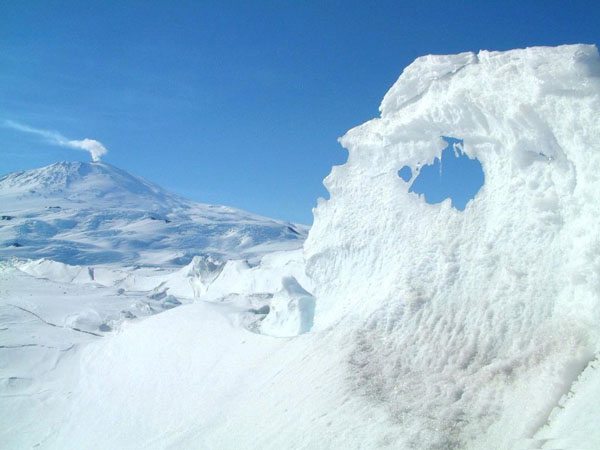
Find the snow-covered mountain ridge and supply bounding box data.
[0,161,306,265]
[0,161,193,211]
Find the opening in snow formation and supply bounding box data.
[398,137,484,210]
[398,165,412,182]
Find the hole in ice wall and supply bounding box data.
[399,137,484,210]
[398,166,412,182]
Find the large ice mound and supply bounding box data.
[305,44,600,447]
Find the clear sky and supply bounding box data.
[1,1,598,224]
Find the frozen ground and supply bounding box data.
[2,44,600,449]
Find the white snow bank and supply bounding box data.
[204,249,310,301]
[532,356,600,449]
[14,250,310,320]
[33,300,394,450]
[0,255,357,450]
[261,276,315,337]
[146,255,224,298]
[12,249,314,339]
[305,44,600,448]
[17,258,92,283]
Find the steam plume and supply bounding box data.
[3,120,108,162]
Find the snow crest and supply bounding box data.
[305,44,600,447]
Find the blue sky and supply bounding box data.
[1,1,598,224]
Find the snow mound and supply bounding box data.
[17,258,92,283]
[305,44,600,448]
[261,276,315,337]
[203,249,310,301]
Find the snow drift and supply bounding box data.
[305,44,600,447]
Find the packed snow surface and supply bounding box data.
[2,44,600,450]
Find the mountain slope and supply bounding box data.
[0,161,306,265]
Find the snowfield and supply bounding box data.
[1,44,600,449]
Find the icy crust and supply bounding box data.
[305,44,600,447]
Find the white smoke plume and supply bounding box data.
[3,120,108,162]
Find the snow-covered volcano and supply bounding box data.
[0,161,305,265]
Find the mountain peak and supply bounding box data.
[0,161,306,266]
[0,160,186,211]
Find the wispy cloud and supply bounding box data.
[3,120,108,162]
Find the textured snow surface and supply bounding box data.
[0,161,306,266]
[2,44,599,450]
[305,44,600,448]
[0,249,315,449]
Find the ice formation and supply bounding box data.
[260,276,315,337]
[305,44,600,447]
